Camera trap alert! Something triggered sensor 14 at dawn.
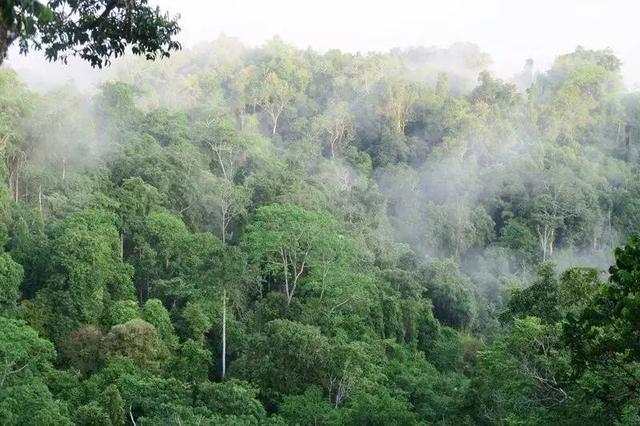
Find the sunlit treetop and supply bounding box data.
[0,0,181,68]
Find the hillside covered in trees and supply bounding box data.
[2,38,640,424]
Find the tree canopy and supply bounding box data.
[0,38,639,424]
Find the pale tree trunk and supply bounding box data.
[128,405,137,426]
[221,210,226,244]
[220,202,231,245]
[266,104,284,136]
[327,361,352,408]
[363,75,371,94]
[7,171,14,201]
[206,141,230,181]
[286,250,307,306]
[6,152,26,202]
[280,248,290,304]
[608,206,613,249]
[340,170,353,191]
[537,225,555,261]
[270,112,279,136]
[14,170,18,202]
[329,120,346,159]
[279,247,308,307]
[221,289,226,380]
[6,162,19,202]
[329,130,341,159]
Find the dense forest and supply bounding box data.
[2,36,640,424]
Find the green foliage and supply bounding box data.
[170,339,211,384]
[0,318,71,424]
[346,385,419,426]
[196,379,266,419]
[75,401,111,426]
[0,380,72,425]
[0,252,23,317]
[499,219,539,265]
[231,319,331,400]
[280,386,340,425]
[473,317,571,425]
[36,209,133,338]
[501,262,561,324]
[0,317,54,387]
[142,298,177,348]
[243,203,343,306]
[180,302,212,343]
[419,258,477,329]
[107,300,140,327]
[105,319,158,370]
[100,384,125,426]
[0,0,181,67]
[564,235,640,410]
[384,344,470,424]
[0,40,637,424]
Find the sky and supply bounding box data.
[6,0,640,91]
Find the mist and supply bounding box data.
[8,0,640,91]
[2,2,640,424]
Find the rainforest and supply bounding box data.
[1,2,640,425]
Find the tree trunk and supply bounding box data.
[221,208,227,244]
[221,289,226,380]
[537,225,555,261]
[270,109,281,136]
[608,206,613,249]
[128,405,137,426]
[14,170,18,202]
[7,171,14,202]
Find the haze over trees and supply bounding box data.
[1,25,640,425]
